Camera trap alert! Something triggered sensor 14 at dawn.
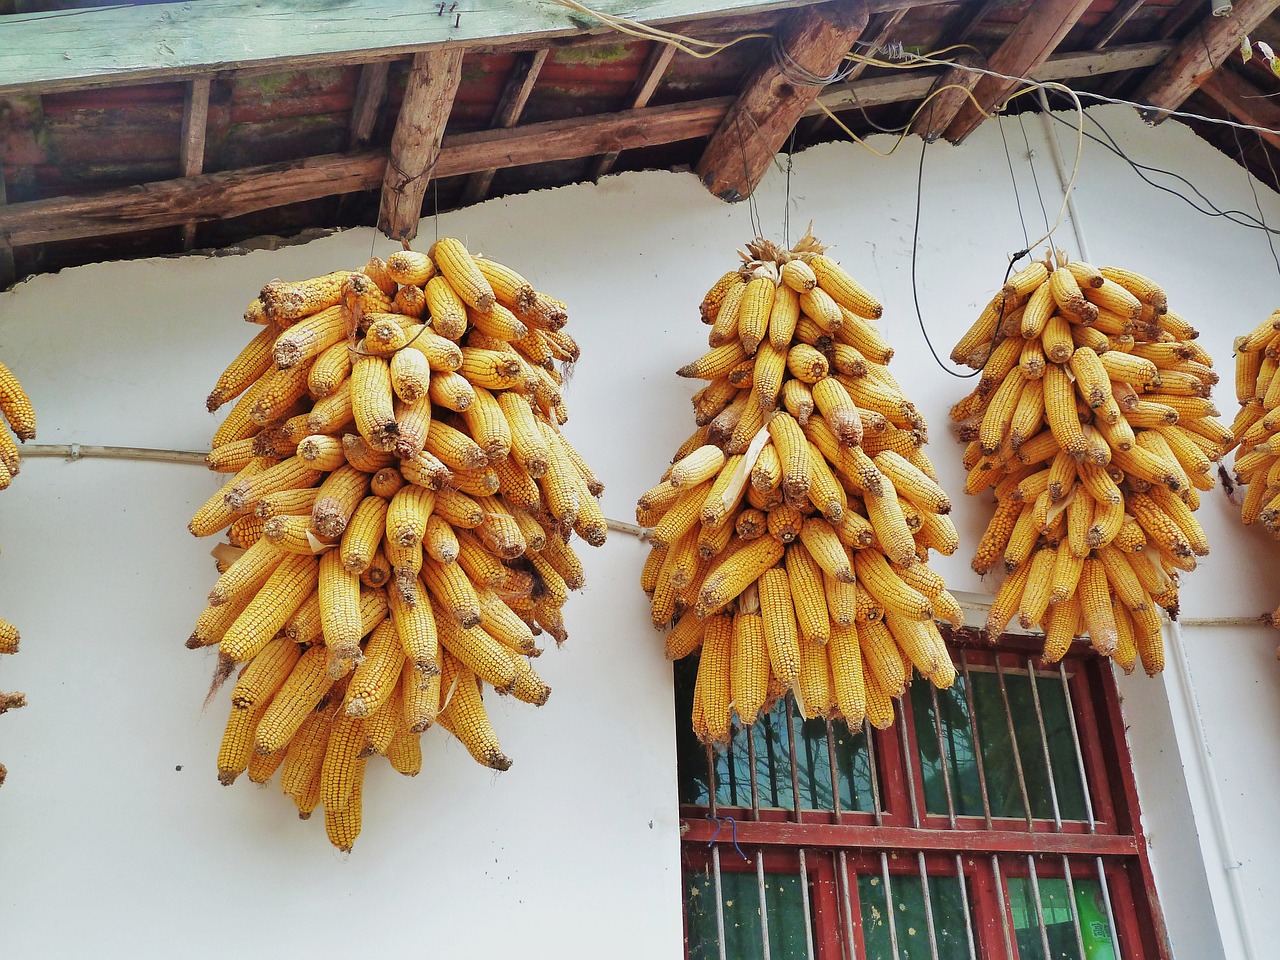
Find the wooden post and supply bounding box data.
[349,61,391,150]
[908,52,984,143]
[1133,0,1280,121]
[377,48,464,242]
[942,0,1095,144]
[178,77,211,250]
[695,0,869,202]
[459,49,549,206]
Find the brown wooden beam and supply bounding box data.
[1088,0,1147,49]
[177,77,211,251]
[696,0,870,201]
[377,48,464,241]
[1200,68,1280,151]
[0,150,14,291]
[909,52,985,142]
[1134,0,1280,121]
[942,0,1095,144]
[591,42,678,181]
[0,40,1174,249]
[460,49,550,206]
[949,0,1002,45]
[349,62,391,150]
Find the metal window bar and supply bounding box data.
[1026,657,1064,832]
[707,745,729,960]
[748,732,773,960]
[1027,855,1054,960]
[787,698,804,821]
[798,848,818,960]
[837,852,856,960]
[918,852,942,960]
[930,682,959,829]
[880,851,902,960]
[898,701,922,829]
[1062,856,1090,960]
[959,649,995,829]
[992,854,1016,960]
[865,718,885,827]
[827,721,843,818]
[1055,662,1123,954]
[955,854,980,960]
[994,654,1036,829]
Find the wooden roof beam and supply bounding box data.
[178,78,211,251]
[696,0,870,202]
[942,0,1096,144]
[1200,68,1280,151]
[1087,0,1148,50]
[0,40,1173,248]
[349,62,391,150]
[909,52,986,143]
[460,49,550,206]
[591,42,678,181]
[1133,0,1280,121]
[377,49,464,242]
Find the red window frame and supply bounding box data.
[677,628,1171,959]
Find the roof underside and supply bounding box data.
[1,0,1278,287]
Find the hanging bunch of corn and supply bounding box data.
[950,254,1231,675]
[639,229,961,743]
[1228,312,1280,626]
[0,359,33,786]
[188,239,604,851]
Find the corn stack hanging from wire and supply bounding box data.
[950,253,1230,675]
[1226,312,1280,630]
[640,228,961,744]
[189,239,605,851]
[0,358,33,787]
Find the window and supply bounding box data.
[675,628,1168,959]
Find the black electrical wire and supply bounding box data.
[998,114,1033,251]
[1229,119,1280,278]
[1043,103,1280,236]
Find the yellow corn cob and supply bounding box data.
[853,550,933,621]
[769,284,802,352]
[429,238,495,311]
[1042,599,1081,664]
[730,611,769,724]
[254,646,343,755]
[694,613,734,743]
[343,620,405,717]
[1017,547,1057,630]
[208,327,277,412]
[985,559,1031,638]
[220,553,319,662]
[1079,558,1118,656]
[387,249,436,287]
[808,254,882,319]
[217,701,270,786]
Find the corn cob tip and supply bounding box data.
[217,769,240,787]
[482,749,513,772]
[0,692,25,713]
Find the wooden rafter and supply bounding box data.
[0,154,13,291]
[949,0,1003,45]
[178,77,212,251]
[377,49,464,242]
[0,41,1174,249]
[349,62,391,150]
[909,52,985,143]
[591,42,678,181]
[1133,0,1280,121]
[460,49,550,206]
[941,0,1095,144]
[696,0,870,202]
[1200,69,1280,151]
[1087,0,1147,50]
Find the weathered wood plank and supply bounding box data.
[0,0,832,96]
[943,0,1096,144]
[696,0,870,201]
[0,40,1174,248]
[590,41,677,180]
[1134,0,1280,120]
[460,49,550,206]
[0,150,14,290]
[1087,0,1148,49]
[377,49,464,241]
[179,77,211,250]
[908,53,985,143]
[1200,69,1280,151]
[349,62,391,150]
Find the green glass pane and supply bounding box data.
[674,656,873,812]
[857,873,973,959]
[685,867,810,960]
[931,669,1090,823]
[1007,877,1117,960]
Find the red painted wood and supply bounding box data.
[681,817,1139,856]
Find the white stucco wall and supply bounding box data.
[0,103,1275,958]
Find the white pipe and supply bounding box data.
[1037,89,1091,262]
[1164,619,1259,960]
